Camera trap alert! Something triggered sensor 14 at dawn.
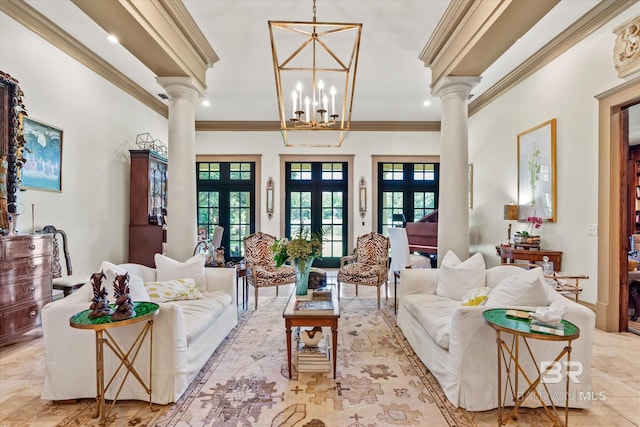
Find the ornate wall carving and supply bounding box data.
[614,16,640,78]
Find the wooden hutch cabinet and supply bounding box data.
[0,233,53,346]
[128,149,167,267]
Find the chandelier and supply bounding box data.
[268,0,362,147]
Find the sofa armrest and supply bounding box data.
[399,268,439,297]
[204,267,236,306]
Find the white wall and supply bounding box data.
[0,14,168,274]
[469,3,640,304]
[195,130,441,248]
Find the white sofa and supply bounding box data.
[397,265,595,411]
[41,263,237,404]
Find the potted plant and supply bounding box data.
[514,215,543,247]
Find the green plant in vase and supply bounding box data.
[272,227,323,296]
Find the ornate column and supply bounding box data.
[432,76,480,263]
[156,77,204,261]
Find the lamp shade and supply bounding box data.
[503,205,519,221]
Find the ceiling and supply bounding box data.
[16,0,639,141]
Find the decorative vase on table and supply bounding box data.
[293,257,314,296]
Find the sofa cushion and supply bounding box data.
[485,267,551,307]
[179,291,233,345]
[155,253,206,289]
[144,278,204,303]
[403,293,459,350]
[98,261,150,302]
[436,251,485,301]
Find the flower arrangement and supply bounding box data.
[515,216,543,237]
[272,228,323,267]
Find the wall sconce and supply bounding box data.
[266,177,274,220]
[359,177,366,219]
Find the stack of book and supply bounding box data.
[530,318,565,336]
[296,328,331,373]
[294,299,334,315]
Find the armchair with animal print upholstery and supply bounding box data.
[337,232,390,309]
[243,232,296,309]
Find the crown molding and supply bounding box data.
[0,0,168,118]
[469,0,637,117]
[195,121,440,132]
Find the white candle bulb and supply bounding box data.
[291,91,297,117]
[296,82,303,112]
[330,86,336,116]
[323,95,328,121]
[318,80,324,108]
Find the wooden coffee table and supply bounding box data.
[283,288,340,379]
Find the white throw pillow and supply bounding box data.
[97,261,150,302]
[485,267,551,307]
[154,253,206,289]
[436,251,486,301]
[144,278,204,303]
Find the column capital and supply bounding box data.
[432,76,481,99]
[156,76,205,103]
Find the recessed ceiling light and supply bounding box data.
[106,34,119,44]
[423,100,432,107]
[201,99,211,107]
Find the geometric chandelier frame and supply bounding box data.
[268,1,362,147]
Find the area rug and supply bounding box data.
[154,296,474,426]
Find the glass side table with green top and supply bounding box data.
[70,301,159,427]
[482,308,580,427]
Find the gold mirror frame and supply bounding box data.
[517,118,557,222]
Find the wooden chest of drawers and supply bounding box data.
[0,234,53,346]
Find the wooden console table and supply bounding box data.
[495,245,562,271]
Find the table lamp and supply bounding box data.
[503,204,519,245]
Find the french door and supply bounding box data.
[285,162,348,268]
[196,161,255,261]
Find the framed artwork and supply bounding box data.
[21,117,63,192]
[517,118,556,222]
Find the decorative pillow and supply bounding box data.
[144,278,204,303]
[436,251,486,301]
[154,253,206,289]
[629,258,639,272]
[97,261,150,302]
[485,267,551,307]
[461,287,490,306]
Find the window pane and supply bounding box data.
[413,163,435,181]
[291,162,312,180]
[382,163,403,180]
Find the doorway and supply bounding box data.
[626,102,640,335]
[284,161,348,268]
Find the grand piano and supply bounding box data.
[405,210,438,254]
